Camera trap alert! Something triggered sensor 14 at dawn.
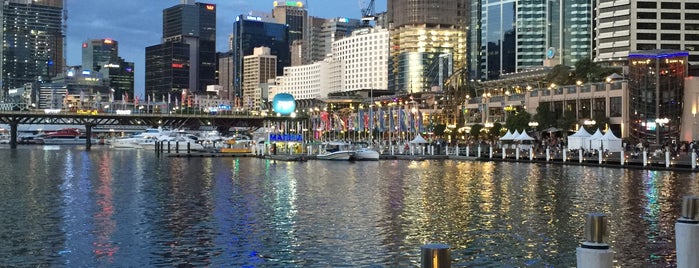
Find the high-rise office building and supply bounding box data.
[146,1,216,98]
[243,47,276,109]
[81,38,134,100]
[272,1,307,44]
[471,0,593,80]
[387,0,469,92]
[273,1,308,64]
[596,0,699,65]
[232,14,289,104]
[476,0,516,80]
[217,51,234,100]
[1,0,65,93]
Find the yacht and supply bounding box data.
[352,147,380,161]
[316,142,354,160]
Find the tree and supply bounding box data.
[433,124,447,137]
[545,64,574,86]
[505,110,532,132]
[469,124,483,140]
[557,110,578,132]
[574,58,622,83]
[534,104,556,129]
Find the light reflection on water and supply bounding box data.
[0,147,697,267]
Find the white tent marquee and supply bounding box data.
[514,130,536,141]
[590,130,623,152]
[499,130,514,141]
[410,134,428,144]
[587,129,604,150]
[567,126,591,150]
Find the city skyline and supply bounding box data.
[65,0,387,97]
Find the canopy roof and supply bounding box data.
[410,134,428,143]
[589,129,604,140]
[499,130,514,141]
[569,126,591,137]
[515,131,536,141]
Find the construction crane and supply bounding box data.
[359,0,376,27]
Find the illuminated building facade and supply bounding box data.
[243,47,276,109]
[333,27,389,92]
[387,0,469,92]
[596,0,699,65]
[145,42,191,97]
[82,39,134,101]
[146,1,216,98]
[1,0,65,93]
[627,50,688,144]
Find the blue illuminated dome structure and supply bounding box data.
[272,93,296,115]
[628,50,688,145]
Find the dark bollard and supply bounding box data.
[175,141,179,153]
[676,196,699,268]
[167,141,171,153]
[420,243,450,268]
[187,142,191,154]
[576,213,613,268]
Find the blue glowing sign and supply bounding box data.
[270,134,303,142]
[272,93,296,115]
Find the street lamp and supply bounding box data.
[528,121,539,130]
[655,117,669,145]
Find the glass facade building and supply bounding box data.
[627,50,688,145]
[146,2,216,98]
[479,0,516,80]
[232,15,290,102]
[82,39,134,100]
[471,0,593,80]
[145,42,191,97]
[1,0,64,92]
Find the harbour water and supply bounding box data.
[0,146,697,267]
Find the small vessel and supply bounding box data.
[220,139,253,154]
[39,128,91,145]
[316,141,354,160]
[352,147,380,161]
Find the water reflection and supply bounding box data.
[0,148,698,267]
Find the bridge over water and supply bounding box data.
[0,111,304,149]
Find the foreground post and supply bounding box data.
[643,150,648,166]
[489,146,493,159]
[563,148,567,162]
[546,147,550,162]
[502,147,506,159]
[692,151,697,169]
[620,151,624,166]
[576,213,613,268]
[665,151,671,168]
[421,244,450,268]
[579,149,583,163]
[676,196,699,268]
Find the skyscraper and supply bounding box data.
[387,0,469,92]
[272,1,308,64]
[146,1,216,98]
[1,0,65,94]
[471,0,593,80]
[81,39,134,101]
[232,14,289,105]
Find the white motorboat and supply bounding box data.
[352,147,380,161]
[316,142,354,160]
